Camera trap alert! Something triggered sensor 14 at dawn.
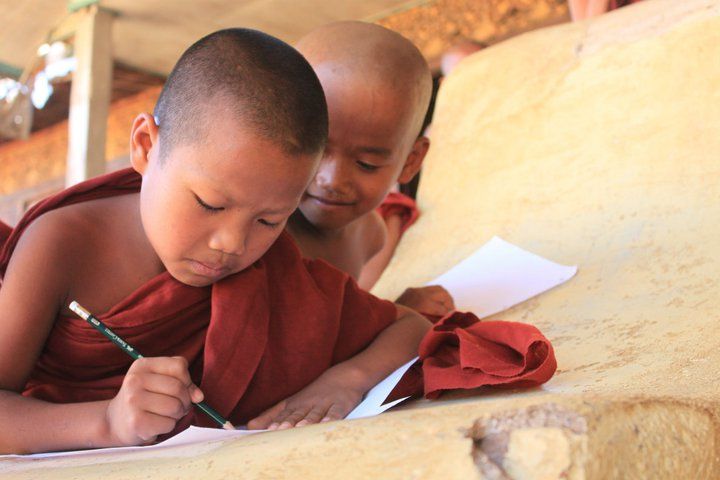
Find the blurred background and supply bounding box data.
[0,0,581,224]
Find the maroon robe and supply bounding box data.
[377,192,420,236]
[0,169,397,428]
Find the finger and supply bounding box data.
[127,409,179,443]
[247,401,286,430]
[132,389,191,420]
[130,357,203,402]
[137,373,193,411]
[420,301,451,317]
[423,285,447,295]
[443,295,456,310]
[320,403,346,423]
[129,356,193,386]
[422,286,453,302]
[295,405,330,427]
[434,289,456,310]
[272,405,313,430]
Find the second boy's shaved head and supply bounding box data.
[155,28,328,159]
[296,21,432,142]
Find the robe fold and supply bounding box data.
[377,192,420,236]
[0,221,11,252]
[0,168,397,428]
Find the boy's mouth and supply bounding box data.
[306,193,355,207]
[188,259,231,278]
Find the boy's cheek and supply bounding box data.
[237,229,284,269]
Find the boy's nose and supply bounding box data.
[208,224,247,257]
[315,157,350,193]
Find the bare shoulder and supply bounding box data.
[18,200,105,266]
[362,211,388,261]
[10,194,139,296]
[0,201,107,391]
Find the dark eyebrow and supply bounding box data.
[356,146,392,158]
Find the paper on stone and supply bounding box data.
[1,426,262,459]
[429,236,577,318]
[4,237,575,459]
[4,363,416,459]
[345,356,417,420]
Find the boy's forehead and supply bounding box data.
[169,127,318,206]
[317,64,415,114]
[315,67,417,141]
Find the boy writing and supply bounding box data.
[0,28,429,454]
[287,22,455,317]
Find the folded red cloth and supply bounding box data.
[389,312,556,400]
[377,192,420,236]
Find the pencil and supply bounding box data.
[69,301,234,430]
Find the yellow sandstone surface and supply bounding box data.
[2,0,719,477]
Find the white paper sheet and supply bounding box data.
[345,356,417,420]
[5,237,576,460]
[2,426,263,459]
[5,360,418,460]
[429,236,577,319]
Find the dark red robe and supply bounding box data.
[0,169,397,429]
[377,192,420,236]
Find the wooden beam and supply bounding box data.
[66,5,113,187]
[0,62,23,79]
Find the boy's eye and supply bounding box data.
[356,160,380,172]
[194,194,224,213]
[258,218,281,228]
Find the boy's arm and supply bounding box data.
[0,214,112,454]
[328,304,428,394]
[248,305,429,429]
[0,215,199,454]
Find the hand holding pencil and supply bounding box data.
[105,355,207,445]
[69,301,233,446]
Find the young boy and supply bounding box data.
[0,28,429,454]
[288,22,455,317]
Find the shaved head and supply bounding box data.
[296,21,432,142]
[154,28,328,159]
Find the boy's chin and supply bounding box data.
[167,265,226,288]
[171,273,212,287]
[300,207,356,231]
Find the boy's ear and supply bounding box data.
[130,113,160,175]
[397,136,430,184]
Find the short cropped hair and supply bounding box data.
[154,28,328,158]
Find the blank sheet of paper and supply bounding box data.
[5,357,419,460]
[2,426,263,459]
[4,237,576,460]
[429,237,577,319]
[345,356,416,420]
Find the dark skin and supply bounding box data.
[289,22,456,317]
[289,207,386,280]
[0,103,430,454]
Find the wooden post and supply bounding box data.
[66,5,113,186]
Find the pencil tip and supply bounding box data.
[222,421,235,430]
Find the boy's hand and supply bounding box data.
[396,285,455,317]
[105,356,203,446]
[247,366,365,430]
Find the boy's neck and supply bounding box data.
[288,210,353,240]
[102,193,165,279]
